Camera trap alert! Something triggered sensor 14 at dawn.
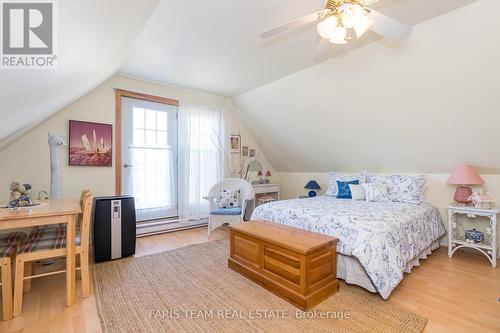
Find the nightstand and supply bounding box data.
[244,183,281,220]
[447,205,499,268]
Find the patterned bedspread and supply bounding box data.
[251,196,446,299]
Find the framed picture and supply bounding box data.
[242,146,249,157]
[249,148,256,157]
[230,134,241,154]
[69,120,113,166]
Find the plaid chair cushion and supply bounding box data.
[0,243,17,257]
[0,231,27,244]
[21,227,81,253]
[28,224,66,240]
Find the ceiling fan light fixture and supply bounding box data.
[330,25,347,44]
[354,15,374,37]
[317,16,338,39]
[341,4,364,28]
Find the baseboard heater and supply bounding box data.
[136,218,208,236]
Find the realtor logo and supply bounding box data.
[1,0,57,69]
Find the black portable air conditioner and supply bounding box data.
[92,196,136,263]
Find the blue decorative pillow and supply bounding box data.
[336,180,359,199]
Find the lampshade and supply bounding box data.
[447,165,484,185]
[330,26,347,44]
[304,180,321,190]
[341,4,364,28]
[317,16,337,39]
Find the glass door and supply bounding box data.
[121,97,178,221]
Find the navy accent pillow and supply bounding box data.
[336,180,360,199]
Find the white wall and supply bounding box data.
[0,75,272,203]
[0,0,159,150]
[234,0,500,175]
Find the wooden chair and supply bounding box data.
[0,232,27,321]
[0,244,16,321]
[13,191,93,317]
[22,189,92,293]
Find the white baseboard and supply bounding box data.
[136,218,208,237]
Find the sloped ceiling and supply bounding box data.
[0,0,159,150]
[119,0,477,97]
[234,0,500,174]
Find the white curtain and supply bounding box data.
[178,101,227,223]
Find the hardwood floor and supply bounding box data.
[0,226,498,333]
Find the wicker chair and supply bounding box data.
[204,178,255,236]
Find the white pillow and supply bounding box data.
[368,174,426,204]
[389,174,426,204]
[217,189,240,208]
[349,184,366,201]
[362,182,391,202]
[326,171,367,196]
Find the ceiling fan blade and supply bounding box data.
[366,9,412,42]
[359,0,380,5]
[260,11,321,39]
[312,38,331,64]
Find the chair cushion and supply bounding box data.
[20,228,81,253]
[28,224,67,240]
[0,231,27,244]
[210,207,242,216]
[0,243,17,258]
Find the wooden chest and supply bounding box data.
[228,220,339,310]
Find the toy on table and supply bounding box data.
[8,182,34,208]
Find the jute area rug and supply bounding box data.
[93,239,427,333]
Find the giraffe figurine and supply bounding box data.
[48,132,66,199]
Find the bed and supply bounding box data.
[251,196,446,299]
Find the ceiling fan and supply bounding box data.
[260,0,412,61]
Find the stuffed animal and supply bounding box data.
[9,182,33,208]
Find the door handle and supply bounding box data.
[123,164,134,168]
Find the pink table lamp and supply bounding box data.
[447,165,484,204]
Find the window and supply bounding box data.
[121,97,177,221]
[118,92,226,228]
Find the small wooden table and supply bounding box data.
[228,220,339,310]
[0,199,81,308]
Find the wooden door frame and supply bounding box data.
[114,89,179,195]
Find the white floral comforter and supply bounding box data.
[251,196,446,299]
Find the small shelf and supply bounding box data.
[448,206,498,268]
[451,239,494,251]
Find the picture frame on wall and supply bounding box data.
[249,148,256,157]
[242,146,249,157]
[230,134,241,154]
[69,120,113,167]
